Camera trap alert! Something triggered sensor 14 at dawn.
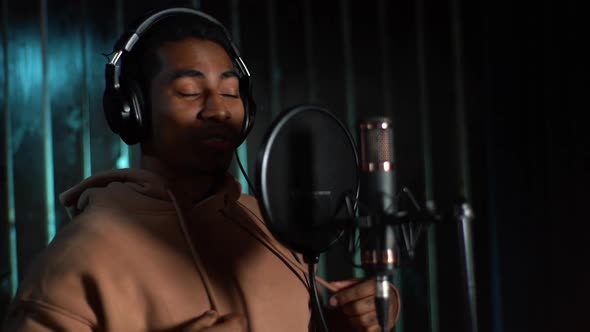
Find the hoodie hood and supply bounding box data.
[59,168,242,219]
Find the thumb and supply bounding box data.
[181,310,219,332]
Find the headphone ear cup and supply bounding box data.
[103,88,125,135]
[118,80,145,145]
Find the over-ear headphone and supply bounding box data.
[103,7,256,145]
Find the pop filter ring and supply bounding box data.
[255,104,360,259]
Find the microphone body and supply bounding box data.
[358,117,398,332]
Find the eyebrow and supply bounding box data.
[220,69,240,79]
[170,68,240,80]
[171,69,204,80]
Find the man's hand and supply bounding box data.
[178,310,246,332]
[328,279,399,332]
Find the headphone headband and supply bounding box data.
[108,8,249,88]
[116,8,240,55]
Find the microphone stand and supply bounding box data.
[357,188,439,332]
[455,201,478,332]
[358,215,398,332]
[375,274,392,332]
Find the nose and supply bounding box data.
[198,92,231,122]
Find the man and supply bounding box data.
[4,8,399,331]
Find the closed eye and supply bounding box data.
[221,93,240,99]
[178,92,201,98]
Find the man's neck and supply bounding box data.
[140,155,222,210]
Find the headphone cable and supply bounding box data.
[235,150,258,197]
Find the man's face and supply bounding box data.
[145,38,245,175]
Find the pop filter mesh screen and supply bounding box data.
[256,105,359,257]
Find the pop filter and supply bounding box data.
[255,105,359,258]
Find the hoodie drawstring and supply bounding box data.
[168,190,220,312]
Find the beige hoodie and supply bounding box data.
[4,168,317,331]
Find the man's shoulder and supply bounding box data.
[34,208,136,273]
[12,205,174,313]
[5,208,144,329]
[8,212,125,327]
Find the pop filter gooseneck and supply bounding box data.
[255,105,359,332]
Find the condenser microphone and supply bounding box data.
[358,117,398,332]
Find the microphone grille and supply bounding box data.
[359,118,394,171]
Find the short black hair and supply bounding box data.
[120,13,235,98]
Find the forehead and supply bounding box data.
[155,38,234,71]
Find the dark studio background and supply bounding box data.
[0,0,586,332]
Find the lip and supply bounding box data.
[198,136,233,150]
[195,128,236,150]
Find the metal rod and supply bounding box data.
[456,202,478,332]
[339,0,362,279]
[376,275,390,332]
[449,0,478,330]
[414,0,440,330]
[450,0,471,199]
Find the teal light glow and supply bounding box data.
[9,224,17,295]
[116,141,130,169]
[43,102,56,242]
[5,137,18,293]
[4,115,18,292]
[81,25,92,179]
[0,6,18,287]
[237,144,249,194]
[41,0,56,243]
[82,103,92,178]
[9,38,43,153]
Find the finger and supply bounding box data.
[347,311,379,330]
[330,279,375,307]
[340,295,375,316]
[316,277,339,292]
[181,310,218,332]
[329,278,363,291]
[204,313,247,332]
[388,286,401,329]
